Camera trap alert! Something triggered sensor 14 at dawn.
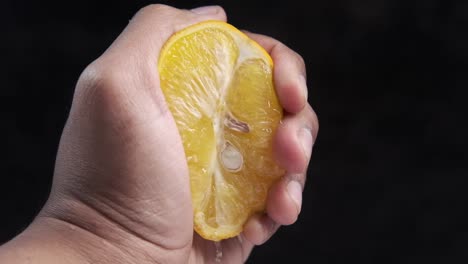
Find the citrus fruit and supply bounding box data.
[158,20,285,241]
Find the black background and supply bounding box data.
[2,0,467,263]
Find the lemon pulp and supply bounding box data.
[158,21,284,241]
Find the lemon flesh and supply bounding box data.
[158,21,284,241]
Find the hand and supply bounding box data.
[0,4,318,264]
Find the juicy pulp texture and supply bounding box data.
[158,21,284,241]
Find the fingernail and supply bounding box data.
[298,127,313,160]
[300,75,308,102]
[287,180,303,213]
[190,5,219,15]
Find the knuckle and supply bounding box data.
[305,104,319,135]
[75,57,170,126]
[288,173,307,190]
[137,3,172,17]
[131,4,176,25]
[293,51,306,73]
[276,42,306,76]
[73,60,142,137]
[296,52,306,66]
[77,59,123,95]
[75,58,130,110]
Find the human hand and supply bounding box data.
[0,4,318,264]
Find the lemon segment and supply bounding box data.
[158,20,284,241]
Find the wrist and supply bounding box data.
[41,195,183,264]
[0,216,96,263]
[1,195,188,264]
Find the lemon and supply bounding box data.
[158,20,284,241]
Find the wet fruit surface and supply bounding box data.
[158,21,284,241]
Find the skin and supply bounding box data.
[0,4,319,264]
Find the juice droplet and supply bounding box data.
[214,241,223,263]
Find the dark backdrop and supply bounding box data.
[2,0,467,263]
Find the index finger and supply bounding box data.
[103,4,227,65]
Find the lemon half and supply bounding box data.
[158,20,284,241]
